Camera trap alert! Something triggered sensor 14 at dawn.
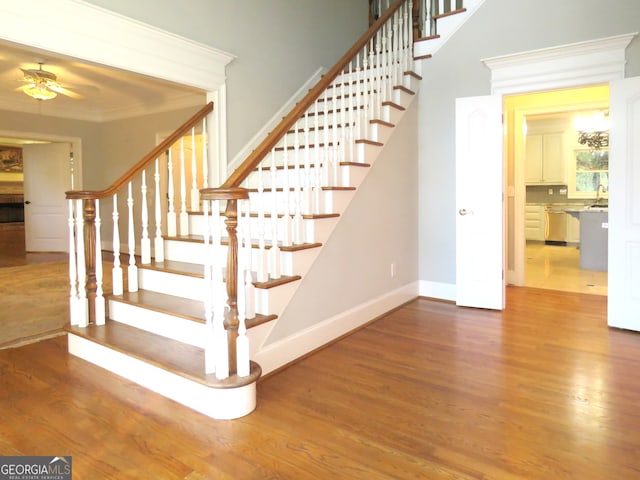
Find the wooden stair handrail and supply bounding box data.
[66,101,214,200]
[221,0,407,189]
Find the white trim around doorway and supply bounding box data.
[481,32,636,288]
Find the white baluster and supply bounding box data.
[332,82,340,185]
[127,182,139,292]
[362,48,371,140]
[406,1,414,72]
[393,10,400,89]
[203,199,216,374]
[140,169,151,264]
[281,135,291,247]
[202,117,209,190]
[303,111,312,216]
[313,101,322,214]
[94,200,106,325]
[355,54,363,141]
[190,127,199,212]
[243,199,255,320]
[256,162,268,283]
[75,199,88,327]
[112,194,123,296]
[68,200,80,326]
[322,89,331,187]
[340,73,348,177]
[376,29,384,120]
[347,61,355,165]
[387,15,395,102]
[153,158,164,262]
[292,122,303,245]
[211,199,228,380]
[179,137,189,235]
[269,149,281,279]
[166,148,177,237]
[236,199,250,377]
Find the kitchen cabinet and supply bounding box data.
[525,204,545,241]
[525,133,565,184]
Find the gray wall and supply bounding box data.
[267,100,419,343]
[83,0,369,161]
[418,0,640,287]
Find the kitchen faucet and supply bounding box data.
[595,183,607,205]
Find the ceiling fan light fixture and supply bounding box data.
[23,82,57,101]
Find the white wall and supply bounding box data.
[418,0,640,290]
[82,0,369,161]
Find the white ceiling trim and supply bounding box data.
[482,33,637,95]
[0,0,236,91]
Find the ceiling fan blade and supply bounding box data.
[50,85,83,99]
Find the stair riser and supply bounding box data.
[246,188,355,217]
[189,213,339,245]
[109,300,206,347]
[242,162,369,189]
[109,298,277,352]
[162,239,317,278]
[137,266,291,316]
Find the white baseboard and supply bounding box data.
[254,281,419,375]
[419,280,456,302]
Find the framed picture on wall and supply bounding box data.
[0,147,23,172]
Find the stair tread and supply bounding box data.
[109,289,278,328]
[139,258,304,288]
[162,234,323,252]
[67,322,260,388]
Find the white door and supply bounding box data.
[22,143,72,252]
[608,76,640,331]
[455,95,505,309]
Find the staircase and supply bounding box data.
[64,0,480,420]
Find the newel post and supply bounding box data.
[200,187,250,375]
[82,198,98,325]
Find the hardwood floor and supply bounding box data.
[1,288,639,479]
[0,223,67,267]
[525,242,608,296]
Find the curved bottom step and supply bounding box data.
[67,324,261,420]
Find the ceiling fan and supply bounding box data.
[18,62,82,101]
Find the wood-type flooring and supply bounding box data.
[1,287,639,479]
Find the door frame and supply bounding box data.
[481,33,636,287]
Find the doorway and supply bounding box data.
[504,87,610,296]
[0,133,80,267]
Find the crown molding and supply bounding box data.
[0,0,235,92]
[482,33,637,95]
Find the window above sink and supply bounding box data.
[568,148,609,199]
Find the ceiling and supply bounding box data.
[0,40,206,129]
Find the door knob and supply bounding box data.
[459,208,468,215]
[24,200,31,205]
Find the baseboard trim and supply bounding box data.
[254,282,419,375]
[419,280,456,302]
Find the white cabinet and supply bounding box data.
[525,205,545,241]
[525,133,565,184]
